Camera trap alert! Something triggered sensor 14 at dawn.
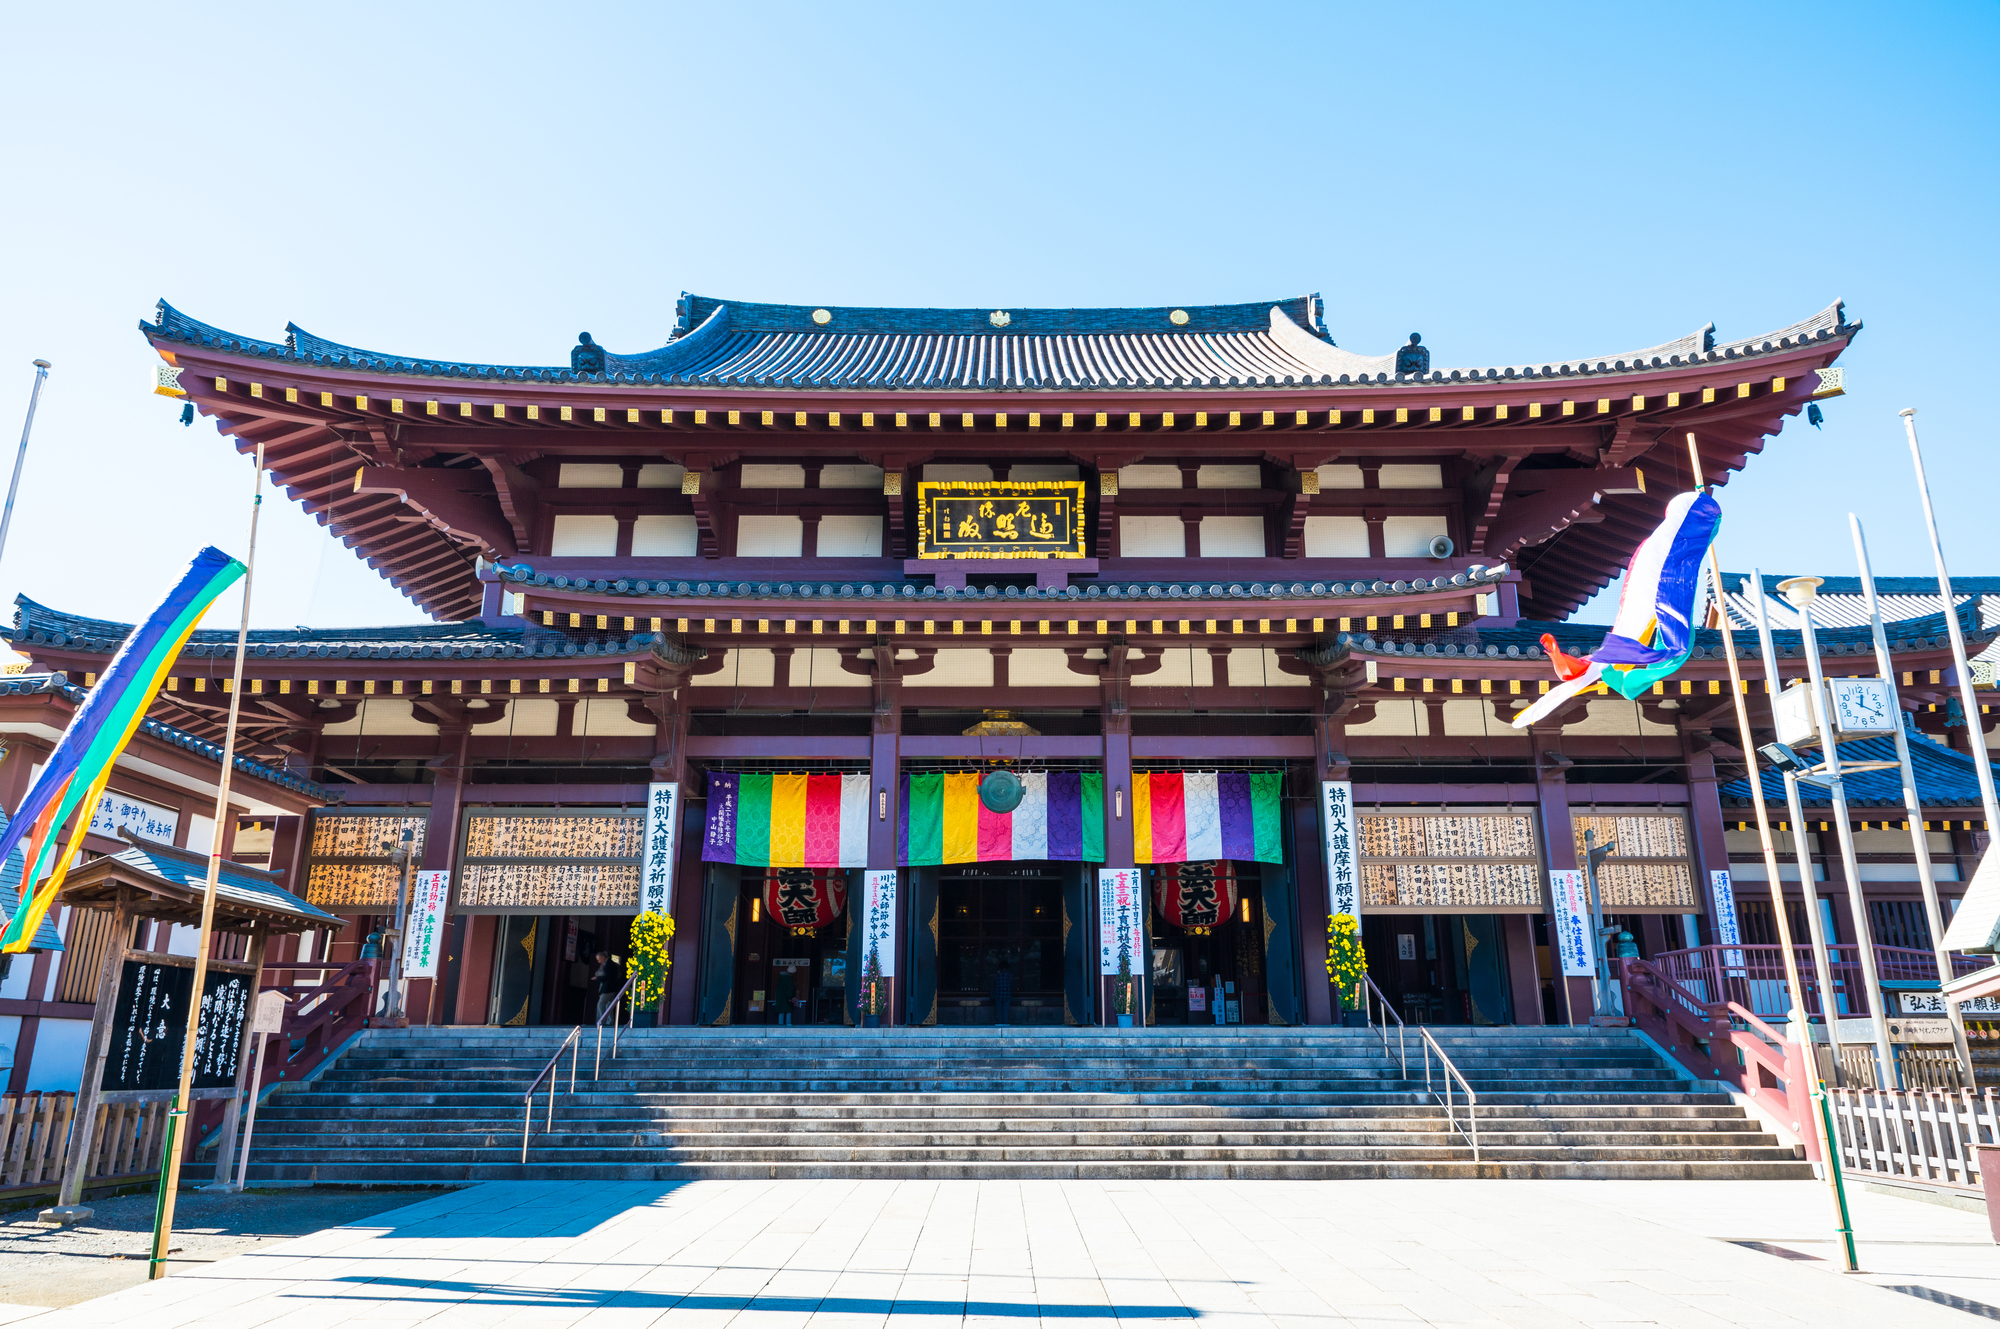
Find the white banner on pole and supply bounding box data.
[640,781,680,916]
[1319,780,1358,918]
[1549,869,1595,977]
[405,869,451,979]
[1707,869,1740,945]
[859,868,898,977]
[1098,868,1144,975]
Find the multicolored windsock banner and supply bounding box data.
[1134,771,1283,865]
[701,772,869,868]
[0,547,246,952]
[1512,489,1721,729]
[899,771,1104,866]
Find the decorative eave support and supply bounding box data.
[1282,464,1320,558]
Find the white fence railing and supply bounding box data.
[1828,1086,1999,1192]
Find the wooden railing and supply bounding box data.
[1619,956,1822,1161]
[1828,1085,1999,1193]
[0,1093,172,1197]
[1651,944,1985,1021]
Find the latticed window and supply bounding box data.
[1868,899,1933,952]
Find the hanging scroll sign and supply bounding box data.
[640,782,680,916]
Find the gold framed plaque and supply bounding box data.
[1572,812,1697,911]
[1357,811,1544,913]
[915,480,1086,560]
[303,810,429,910]
[455,807,644,914]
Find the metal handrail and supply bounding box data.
[1418,1026,1479,1163]
[1362,973,1407,1079]
[594,974,638,1080]
[521,1025,582,1164]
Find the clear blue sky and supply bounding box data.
[0,1,1993,631]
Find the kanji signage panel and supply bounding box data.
[857,869,898,977]
[1097,867,1144,975]
[406,869,450,978]
[456,808,644,914]
[103,960,251,1093]
[1571,813,1697,911]
[303,811,427,909]
[916,480,1087,560]
[640,782,680,916]
[1549,870,1595,977]
[1356,812,1542,912]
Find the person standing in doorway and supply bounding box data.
[592,950,624,1023]
[774,965,797,1026]
[993,960,1013,1026]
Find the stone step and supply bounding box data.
[250,1128,1784,1151]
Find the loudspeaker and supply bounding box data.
[1427,534,1455,559]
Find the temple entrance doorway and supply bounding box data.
[487,914,631,1026]
[1149,865,1266,1026]
[935,866,1065,1025]
[1361,913,1514,1026]
[731,870,847,1025]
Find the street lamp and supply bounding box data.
[382,829,416,1026]
[1581,828,1620,1018]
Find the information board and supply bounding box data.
[1357,812,1542,911]
[456,809,644,913]
[102,959,251,1093]
[303,811,427,910]
[1097,867,1145,975]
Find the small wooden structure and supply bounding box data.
[46,830,343,1215]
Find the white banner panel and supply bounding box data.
[640,782,681,916]
[1098,867,1144,976]
[1549,869,1595,978]
[1319,780,1358,918]
[405,870,451,979]
[858,868,899,978]
[90,792,179,843]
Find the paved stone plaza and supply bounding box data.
[6,1179,1991,1327]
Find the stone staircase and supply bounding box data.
[222,1025,1813,1183]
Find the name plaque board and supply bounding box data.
[1358,812,1542,912]
[916,480,1087,560]
[1572,813,1697,911]
[456,808,643,914]
[304,811,428,910]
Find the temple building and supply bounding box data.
[14,287,1985,1045]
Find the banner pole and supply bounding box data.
[147,441,264,1280]
[1685,433,1854,1270]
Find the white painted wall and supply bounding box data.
[551,514,618,556]
[632,515,697,556]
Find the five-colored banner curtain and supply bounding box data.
[1134,771,1282,865]
[899,771,1103,866]
[702,772,868,868]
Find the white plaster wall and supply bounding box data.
[737,515,804,557]
[1225,648,1309,688]
[1120,515,1185,557]
[1383,515,1450,557]
[1118,465,1183,489]
[924,464,992,481]
[1010,464,1080,481]
[791,648,866,687]
[741,464,806,487]
[1200,515,1266,557]
[1196,464,1261,489]
[906,649,994,688]
[1137,648,1214,689]
[470,697,560,734]
[632,514,697,556]
[1561,700,1679,736]
[558,463,623,488]
[692,649,777,688]
[817,515,883,557]
[1302,516,1370,557]
[1346,698,1430,736]
[579,697,657,735]
[1439,698,1501,735]
[322,700,441,737]
[1380,464,1444,488]
[551,514,618,556]
[636,463,683,488]
[1008,649,1092,687]
[819,464,884,489]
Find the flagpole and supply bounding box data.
[147,442,263,1280]
[1850,513,1974,1076]
[0,360,51,578]
[1685,434,1855,1269]
[1902,409,2000,835]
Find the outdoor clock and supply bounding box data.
[1826,677,1899,737]
[1772,682,1820,748]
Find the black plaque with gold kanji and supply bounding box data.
[917,481,1086,560]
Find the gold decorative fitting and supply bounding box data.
[1300,470,1320,495]
[250,382,263,398]
[593,406,606,422]
[1811,368,1846,399]
[989,310,1011,327]
[811,308,832,325]
[1169,309,1190,325]
[426,400,439,416]
[560,405,573,421]
[681,470,701,495]
[882,472,903,496]
[151,364,186,398]
[355,395,369,411]
[525,404,538,420]
[391,398,404,414]
[728,410,741,425]
[1099,473,1118,497]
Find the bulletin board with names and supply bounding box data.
[303,810,429,910]
[1571,812,1698,912]
[455,808,644,914]
[1357,810,1545,913]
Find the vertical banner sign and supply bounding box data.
[641,782,680,916]
[1319,781,1358,917]
[1708,868,1742,968]
[405,869,451,979]
[1549,869,1595,977]
[860,868,898,977]
[1097,868,1144,975]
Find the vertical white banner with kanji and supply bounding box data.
[1097,867,1144,975]
[859,868,898,977]
[1549,869,1595,977]
[405,869,451,979]
[640,781,680,916]
[1319,780,1358,918]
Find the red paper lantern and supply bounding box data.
[1155,861,1237,934]
[762,868,847,934]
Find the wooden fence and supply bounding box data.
[1829,1086,1999,1193]
[0,1093,172,1194]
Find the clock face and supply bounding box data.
[1830,679,1896,734]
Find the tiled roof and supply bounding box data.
[489,562,1513,603]
[0,811,64,952]
[8,597,660,663]
[141,295,1857,393]
[1720,721,2000,809]
[108,837,343,928]
[1325,604,1991,666]
[0,672,331,801]
[1720,573,2000,664]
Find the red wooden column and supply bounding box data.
[1531,722,1589,1024]
[1100,645,1137,1025]
[868,643,903,1026]
[422,714,471,1025]
[1683,733,1734,949]
[1301,690,1346,1027]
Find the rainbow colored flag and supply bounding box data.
[899,771,1103,866]
[701,772,869,868]
[1133,771,1283,865]
[0,548,245,952]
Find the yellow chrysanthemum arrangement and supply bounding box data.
[1326,912,1366,1012]
[628,911,675,1010]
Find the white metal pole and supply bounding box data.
[228,1033,269,1191]
[1850,514,1974,1075]
[149,441,264,1276]
[1901,408,2000,836]
[1748,575,1847,1072]
[1784,582,1900,1088]
[0,360,51,577]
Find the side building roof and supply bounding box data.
[1720,719,2000,811]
